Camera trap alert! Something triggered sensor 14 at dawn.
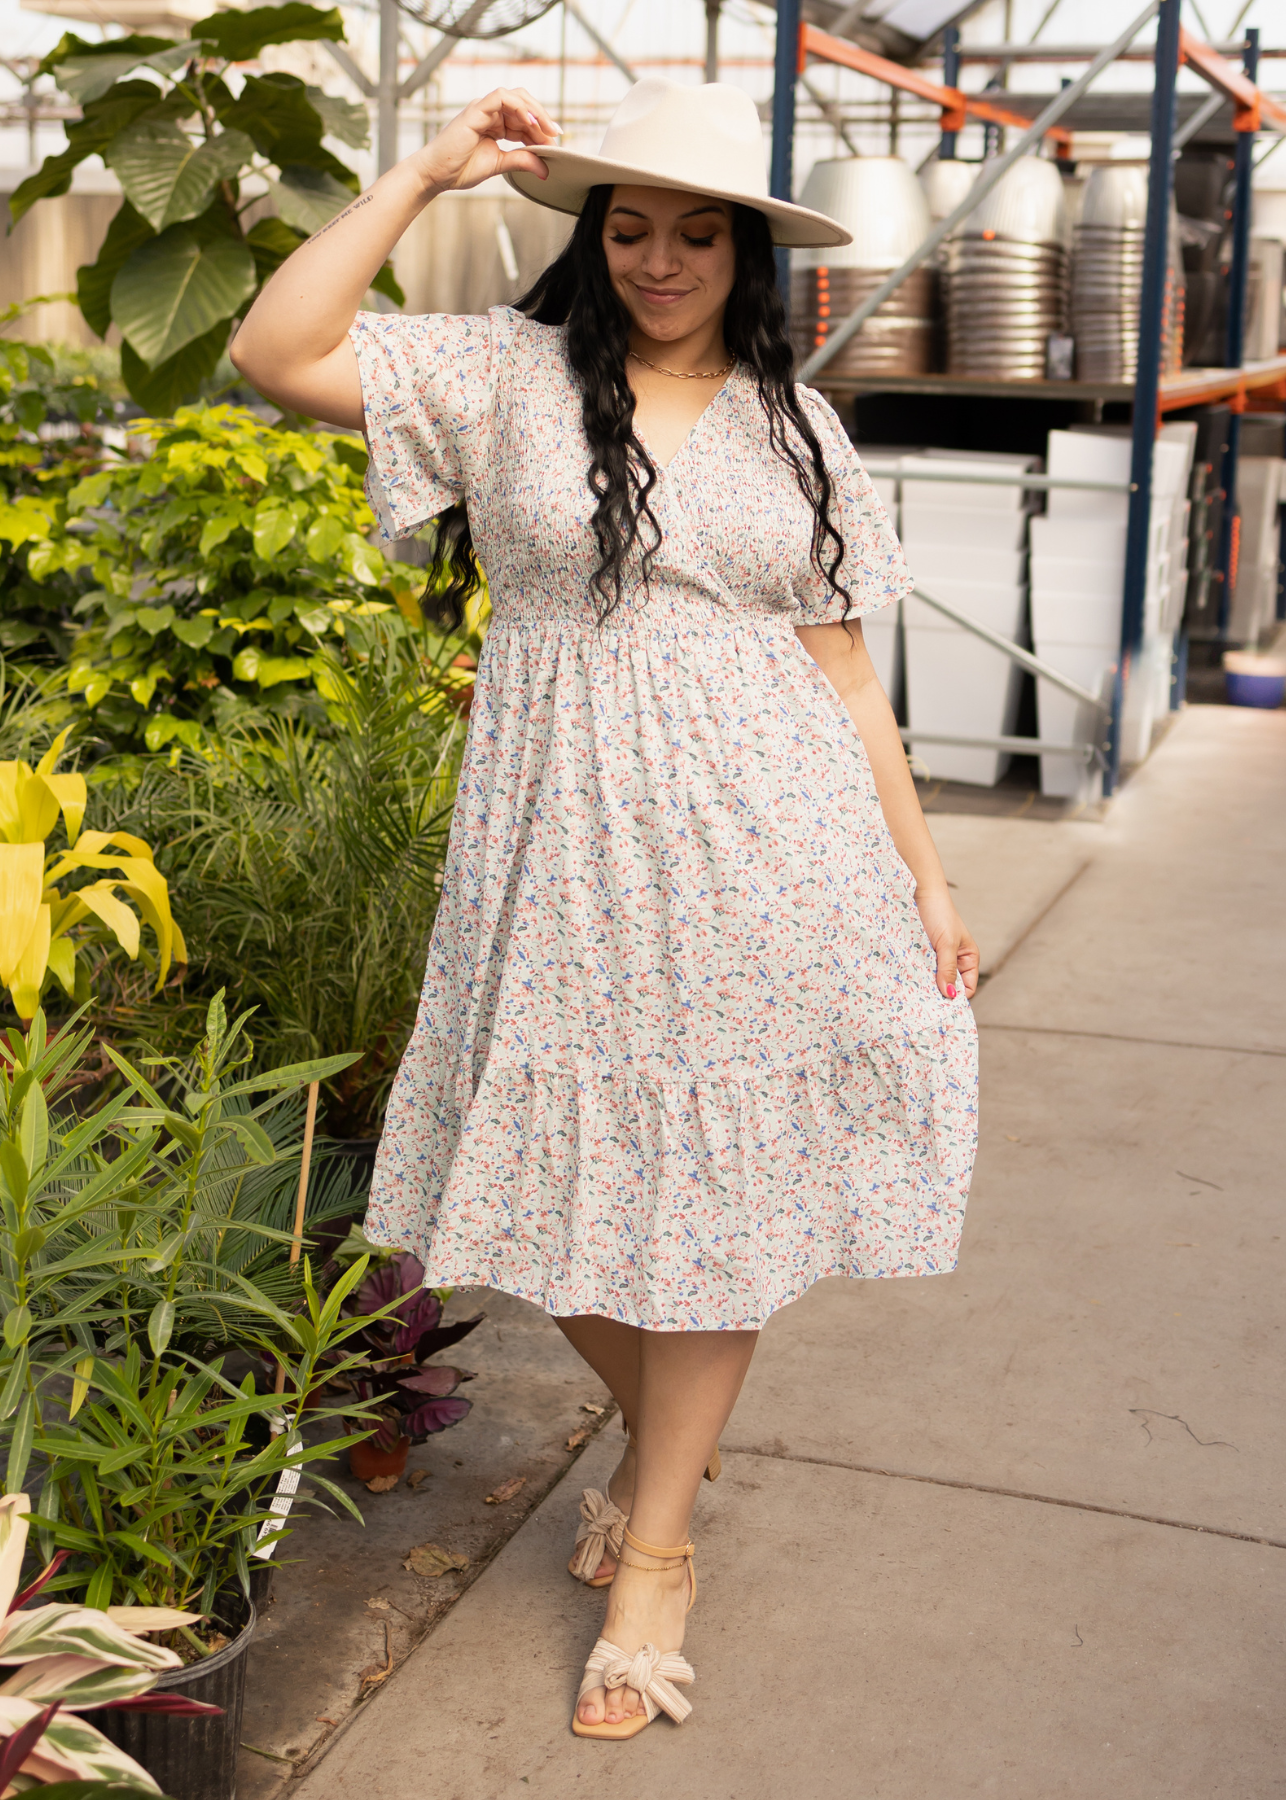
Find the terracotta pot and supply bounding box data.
[350,1434,409,1482]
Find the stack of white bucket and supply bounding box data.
[1030,424,1195,798]
[861,454,906,706]
[900,449,1036,787]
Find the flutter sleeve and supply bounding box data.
[347,304,523,541]
[791,385,912,623]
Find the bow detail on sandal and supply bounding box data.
[574,1639,695,1734]
[569,1487,628,1585]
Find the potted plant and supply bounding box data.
[339,1253,482,1485]
[0,1489,210,1794]
[0,994,400,1799]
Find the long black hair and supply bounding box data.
[421,186,851,632]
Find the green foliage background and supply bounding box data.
[8,4,401,413]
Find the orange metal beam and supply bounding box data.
[1178,28,1286,133]
[798,23,1072,144]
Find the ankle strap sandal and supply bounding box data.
[571,1529,698,1741]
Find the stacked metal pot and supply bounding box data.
[943,156,1070,379]
[1071,164,1184,381]
[790,157,936,377]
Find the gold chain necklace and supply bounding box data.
[628,350,736,380]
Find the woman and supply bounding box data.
[232,78,979,1742]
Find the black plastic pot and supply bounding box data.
[94,1599,256,1800]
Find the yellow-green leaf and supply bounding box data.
[9,903,50,1022]
[16,771,60,846]
[46,934,76,998]
[75,883,140,959]
[304,514,343,560]
[69,1354,94,1420]
[41,772,87,848]
[253,505,295,560]
[0,843,44,988]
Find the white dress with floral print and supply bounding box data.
[350,306,977,1331]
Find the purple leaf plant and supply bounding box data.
[341,1253,483,1453]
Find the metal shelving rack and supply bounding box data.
[768,0,1286,794]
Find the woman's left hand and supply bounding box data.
[915,888,980,1001]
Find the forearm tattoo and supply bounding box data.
[307,191,375,245]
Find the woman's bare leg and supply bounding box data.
[555,1316,642,1580]
[577,1327,758,1728]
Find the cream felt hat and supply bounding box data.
[504,79,852,251]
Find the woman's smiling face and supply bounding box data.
[602,185,737,344]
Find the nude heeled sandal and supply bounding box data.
[568,1433,720,1589]
[571,1527,697,1741]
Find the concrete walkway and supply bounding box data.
[294,706,1285,1800]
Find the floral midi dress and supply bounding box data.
[350,305,978,1332]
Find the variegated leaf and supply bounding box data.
[0,1492,29,1618]
[0,1602,182,1670]
[105,1605,203,1636]
[0,1695,160,1789]
[0,1650,163,1708]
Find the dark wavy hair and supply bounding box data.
[421,185,850,632]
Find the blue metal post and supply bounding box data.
[940,27,959,159]
[1106,0,1181,795]
[770,0,800,309]
[1214,26,1258,639]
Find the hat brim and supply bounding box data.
[505,147,852,250]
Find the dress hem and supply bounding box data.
[358,1227,961,1332]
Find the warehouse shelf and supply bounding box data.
[811,354,1286,412]
[770,0,1284,793]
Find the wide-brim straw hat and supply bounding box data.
[505,79,852,251]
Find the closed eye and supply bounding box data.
[609,231,646,245]
[683,233,717,247]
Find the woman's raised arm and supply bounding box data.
[229,88,560,429]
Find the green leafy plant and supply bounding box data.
[0,299,123,676]
[0,995,392,1614]
[8,5,401,413]
[93,643,469,1136]
[16,404,438,749]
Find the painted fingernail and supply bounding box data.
[946,985,957,998]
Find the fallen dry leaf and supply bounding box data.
[580,1402,605,1416]
[403,1541,469,1579]
[358,1623,393,1698]
[366,1597,389,1611]
[365,1474,399,1494]
[316,1716,338,1727]
[565,1426,592,1451]
[406,1469,430,1490]
[485,1475,527,1505]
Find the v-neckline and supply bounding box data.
[633,364,736,474]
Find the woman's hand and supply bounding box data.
[414,88,562,196]
[915,887,980,1001]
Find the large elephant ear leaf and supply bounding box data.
[7,80,164,227]
[107,122,254,232]
[119,317,229,413]
[38,29,173,75]
[111,227,255,368]
[191,2,346,61]
[77,202,154,339]
[218,74,358,191]
[270,165,352,236]
[305,86,369,150]
[54,40,197,106]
